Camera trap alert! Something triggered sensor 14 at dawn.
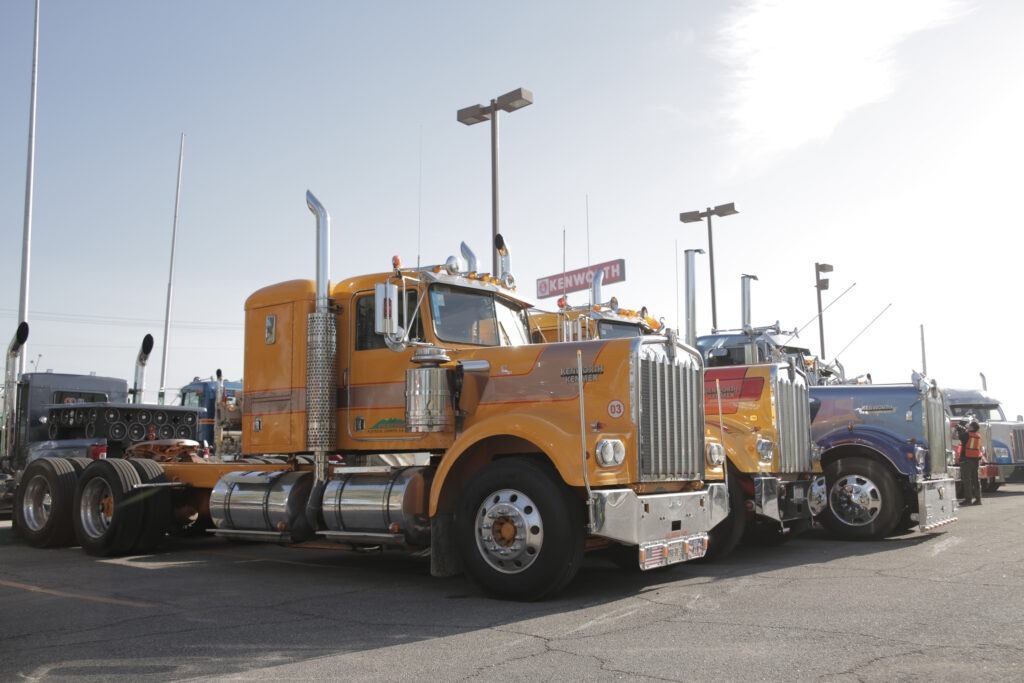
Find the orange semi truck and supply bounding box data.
[703,363,817,555]
[11,192,728,600]
[531,272,817,558]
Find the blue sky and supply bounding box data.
[2,1,1023,416]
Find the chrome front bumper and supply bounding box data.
[588,483,728,568]
[754,477,813,523]
[917,477,958,531]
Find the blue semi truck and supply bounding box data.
[807,379,957,538]
[697,325,958,540]
[177,373,242,460]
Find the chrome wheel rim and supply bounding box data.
[808,475,827,517]
[474,488,543,574]
[21,474,53,532]
[79,477,114,540]
[829,473,882,526]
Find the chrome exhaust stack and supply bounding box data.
[590,269,604,308]
[684,249,704,347]
[741,274,758,332]
[214,368,225,461]
[303,191,338,536]
[3,322,29,468]
[495,233,514,287]
[132,334,155,404]
[460,241,478,273]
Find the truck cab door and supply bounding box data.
[343,290,425,445]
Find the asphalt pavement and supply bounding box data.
[1,485,1022,682]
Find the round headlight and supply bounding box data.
[596,439,626,467]
[705,441,726,466]
[810,444,823,462]
[756,438,776,464]
[913,444,928,474]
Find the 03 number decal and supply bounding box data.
[607,400,625,419]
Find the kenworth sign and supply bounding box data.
[536,259,626,299]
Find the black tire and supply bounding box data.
[893,509,918,533]
[981,479,1000,494]
[13,458,78,548]
[819,456,902,540]
[745,519,795,546]
[73,459,145,556]
[65,457,93,474]
[128,459,172,553]
[701,469,746,561]
[456,459,584,601]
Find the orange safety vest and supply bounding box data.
[964,431,983,459]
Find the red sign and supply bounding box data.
[536,259,626,299]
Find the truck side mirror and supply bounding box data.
[375,283,399,336]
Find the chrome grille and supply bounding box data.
[634,340,704,481]
[772,365,813,473]
[923,384,950,477]
[1013,429,1024,463]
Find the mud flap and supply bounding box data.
[430,512,461,577]
[917,477,958,531]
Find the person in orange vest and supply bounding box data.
[959,420,984,506]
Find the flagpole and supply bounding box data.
[17,0,41,377]
[158,133,185,404]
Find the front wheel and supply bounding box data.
[456,459,584,601]
[819,456,901,540]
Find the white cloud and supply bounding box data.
[717,0,969,165]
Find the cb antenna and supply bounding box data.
[782,282,857,347]
[417,124,423,270]
[831,303,892,362]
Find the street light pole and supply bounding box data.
[679,202,738,333]
[489,98,499,270]
[815,262,833,359]
[458,88,533,275]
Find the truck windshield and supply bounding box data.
[430,285,531,347]
[598,321,643,339]
[950,404,1006,421]
[182,390,204,408]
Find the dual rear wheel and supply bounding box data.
[14,457,78,548]
[15,457,172,555]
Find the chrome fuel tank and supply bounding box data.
[405,366,452,433]
[210,470,313,534]
[322,467,431,545]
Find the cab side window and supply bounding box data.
[354,292,422,350]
